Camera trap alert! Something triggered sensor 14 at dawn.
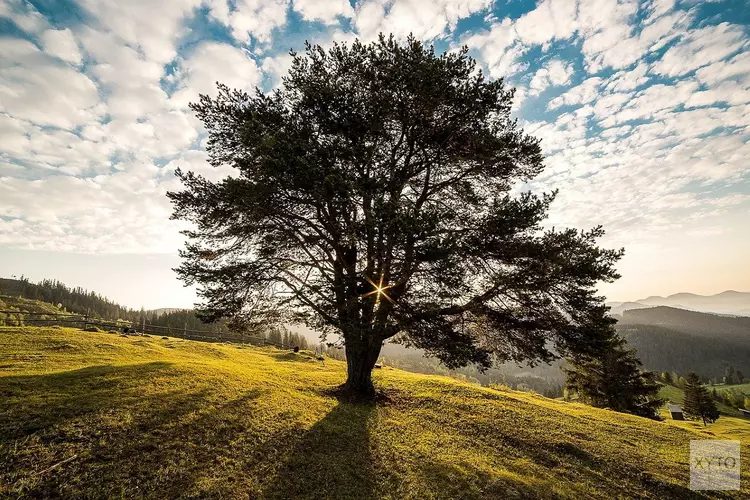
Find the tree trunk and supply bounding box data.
[343,338,383,398]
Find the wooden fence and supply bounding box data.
[0,311,290,349]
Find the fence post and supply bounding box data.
[83,313,88,330]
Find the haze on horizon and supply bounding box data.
[1,0,748,310]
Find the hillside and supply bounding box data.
[1,327,749,498]
[615,307,750,378]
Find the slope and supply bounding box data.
[1,326,748,498]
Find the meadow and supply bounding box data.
[1,326,748,499]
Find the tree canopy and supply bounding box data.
[169,35,623,396]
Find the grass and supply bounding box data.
[659,384,746,418]
[1,326,748,499]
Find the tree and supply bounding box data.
[682,373,719,426]
[745,396,750,411]
[735,370,744,384]
[678,376,687,390]
[661,371,672,384]
[564,334,663,419]
[724,365,735,385]
[169,36,623,397]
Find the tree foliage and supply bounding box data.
[169,36,623,396]
[682,372,719,425]
[564,334,663,419]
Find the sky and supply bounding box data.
[0,0,748,310]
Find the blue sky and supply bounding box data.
[0,0,748,308]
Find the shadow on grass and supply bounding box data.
[261,397,378,500]
[0,362,265,498]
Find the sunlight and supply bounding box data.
[362,275,395,304]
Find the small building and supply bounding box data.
[668,404,684,420]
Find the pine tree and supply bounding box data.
[724,365,735,385]
[736,370,744,383]
[682,372,719,426]
[564,335,663,419]
[661,371,672,384]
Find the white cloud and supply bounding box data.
[170,41,262,106]
[0,38,102,130]
[548,76,603,109]
[651,23,747,77]
[40,29,83,65]
[529,59,574,95]
[208,0,289,44]
[293,0,353,23]
[695,51,750,86]
[356,0,493,42]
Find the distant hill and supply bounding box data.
[605,301,653,316]
[616,306,750,378]
[633,290,750,316]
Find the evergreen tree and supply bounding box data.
[671,372,680,386]
[682,372,719,426]
[724,365,735,385]
[168,36,625,397]
[564,334,663,419]
[661,371,672,384]
[678,376,687,389]
[735,370,744,383]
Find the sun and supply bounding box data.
[362,274,395,304]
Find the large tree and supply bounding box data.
[169,36,623,397]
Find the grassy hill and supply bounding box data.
[1,327,748,498]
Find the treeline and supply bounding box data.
[0,277,142,321]
[617,324,750,378]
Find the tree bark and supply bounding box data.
[343,337,383,398]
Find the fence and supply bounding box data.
[0,311,291,349]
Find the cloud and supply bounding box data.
[293,0,353,23]
[651,22,747,78]
[0,38,102,130]
[208,0,289,44]
[170,41,262,106]
[548,77,603,109]
[40,29,83,65]
[356,0,493,42]
[0,0,748,268]
[529,59,574,95]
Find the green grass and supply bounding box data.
[715,382,750,394]
[0,295,62,315]
[659,384,746,418]
[1,326,749,499]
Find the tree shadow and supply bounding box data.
[261,396,379,500]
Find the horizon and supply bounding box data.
[1,0,749,310]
